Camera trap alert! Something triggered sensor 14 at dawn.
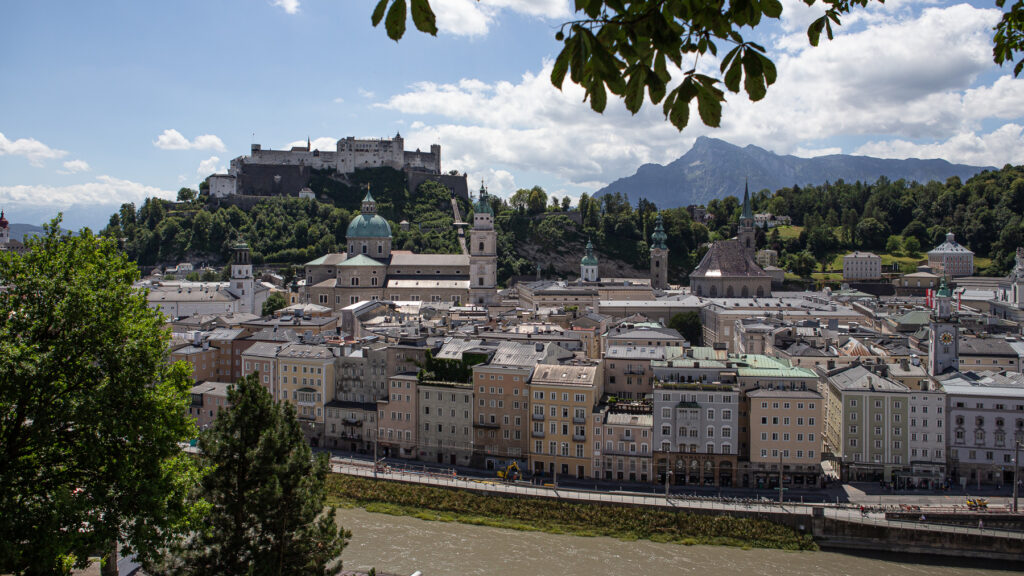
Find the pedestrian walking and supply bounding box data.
[978,519,984,531]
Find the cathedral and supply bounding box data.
[689,184,771,298]
[303,187,498,308]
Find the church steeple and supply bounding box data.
[651,213,668,249]
[649,213,669,290]
[741,180,754,221]
[738,181,755,253]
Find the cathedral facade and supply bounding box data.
[303,189,497,309]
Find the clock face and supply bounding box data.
[940,331,953,345]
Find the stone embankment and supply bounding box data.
[330,458,1024,561]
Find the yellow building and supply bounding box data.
[276,344,339,447]
[528,363,602,480]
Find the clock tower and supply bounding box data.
[928,278,959,376]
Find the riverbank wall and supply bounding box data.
[329,463,1023,561]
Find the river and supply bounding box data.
[334,508,1011,576]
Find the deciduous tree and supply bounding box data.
[0,219,199,575]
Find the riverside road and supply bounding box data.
[328,455,1024,543]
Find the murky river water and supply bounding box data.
[334,508,1012,576]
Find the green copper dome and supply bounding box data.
[650,213,668,250]
[346,213,392,238]
[581,239,599,266]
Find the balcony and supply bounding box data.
[573,416,586,424]
[474,421,500,429]
[573,433,586,441]
[532,412,545,421]
[624,368,646,375]
[532,430,545,438]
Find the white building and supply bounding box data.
[842,251,882,281]
[144,244,267,318]
[928,232,974,277]
[942,370,1024,487]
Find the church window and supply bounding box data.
[655,261,660,268]
[378,244,383,254]
[371,277,378,286]
[479,242,484,252]
[351,278,359,286]
[478,277,484,286]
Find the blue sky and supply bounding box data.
[2,0,1023,230]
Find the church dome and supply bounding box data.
[0,210,8,229]
[346,213,392,239]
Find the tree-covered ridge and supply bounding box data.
[102,169,465,269]
[103,164,1024,285]
[752,165,1024,276]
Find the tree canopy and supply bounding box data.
[372,0,1024,130]
[0,220,199,574]
[162,374,349,576]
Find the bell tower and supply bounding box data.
[469,181,497,305]
[229,242,256,314]
[928,278,959,376]
[649,213,669,289]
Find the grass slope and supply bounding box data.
[326,475,817,551]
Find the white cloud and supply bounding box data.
[0,175,176,207]
[272,0,300,14]
[153,129,226,152]
[59,159,91,174]
[0,132,68,166]
[333,97,345,104]
[358,88,376,99]
[854,124,1024,166]
[286,136,337,151]
[791,146,843,158]
[428,0,570,37]
[476,168,516,198]
[197,156,225,176]
[381,3,1022,194]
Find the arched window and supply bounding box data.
[378,244,383,254]
[726,285,734,298]
[655,260,660,268]
[756,286,764,297]
[709,285,717,298]
[478,241,484,252]
[361,244,367,254]
[741,286,749,298]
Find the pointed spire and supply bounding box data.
[307,136,311,149]
[741,180,753,220]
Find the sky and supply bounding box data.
[2,0,1023,230]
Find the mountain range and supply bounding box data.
[594,136,994,207]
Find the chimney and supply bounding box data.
[900,358,909,371]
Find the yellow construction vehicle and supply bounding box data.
[966,497,988,510]
[497,461,521,482]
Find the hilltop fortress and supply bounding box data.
[207,133,468,200]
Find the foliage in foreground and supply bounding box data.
[151,374,350,576]
[0,219,199,575]
[326,475,816,551]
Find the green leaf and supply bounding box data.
[724,58,743,93]
[758,53,778,86]
[589,81,608,113]
[743,51,767,101]
[697,87,723,128]
[385,0,407,41]
[648,75,666,104]
[808,17,825,46]
[551,46,572,89]
[411,0,437,35]
[763,0,783,18]
[623,67,647,114]
[371,0,389,27]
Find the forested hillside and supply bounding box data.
[102,164,1024,287]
